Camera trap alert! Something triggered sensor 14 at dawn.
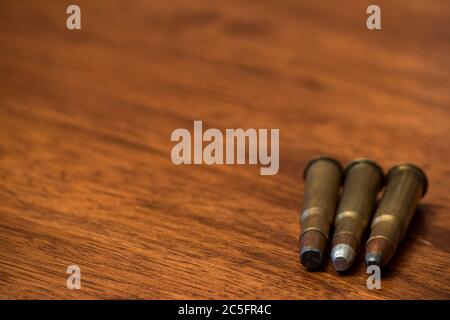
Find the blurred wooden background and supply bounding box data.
[0,0,449,299]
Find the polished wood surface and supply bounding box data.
[0,0,449,299]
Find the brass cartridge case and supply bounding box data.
[365,163,428,268]
[300,156,343,270]
[331,159,384,271]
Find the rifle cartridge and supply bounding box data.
[300,156,343,270]
[365,163,428,268]
[331,159,384,271]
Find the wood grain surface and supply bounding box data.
[0,0,449,299]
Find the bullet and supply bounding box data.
[365,163,428,268]
[300,156,343,270]
[330,159,384,271]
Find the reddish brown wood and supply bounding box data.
[0,0,449,299]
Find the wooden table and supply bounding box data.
[0,0,449,299]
